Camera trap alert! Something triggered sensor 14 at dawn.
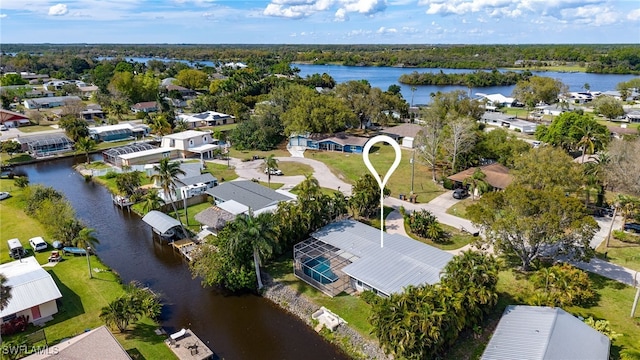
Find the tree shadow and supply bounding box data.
[126,348,146,360]
[46,271,85,324]
[124,322,166,345]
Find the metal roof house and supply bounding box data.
[0,257,63,325]
[24,325,131,360]
[481,112,538,134]
[294,220,453,297]
[481,305,610,360]
[23,96,82,110]
[204,180,295,215]
[14,133,74,158]
[177,111,235,129]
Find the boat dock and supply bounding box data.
[165,328,214,360]
[171,239,197,261]
[112,195,134,210]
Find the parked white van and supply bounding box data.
[8,238,27,259]
[29,236,48,252]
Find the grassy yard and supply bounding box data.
[201,123,238,132]
[597,237,640,272]
[0,182,175,359]
[446,197,475,219]
[307,146,445,203]
[228,148,291,161]
[277,162,314,176]
[265,256,374,339]
[204,162,239,183]
[403,221,476,251]
[16,125,58,133]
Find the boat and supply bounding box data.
[62,247,87,255]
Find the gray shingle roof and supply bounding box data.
[33,325,131,360]
[311,220,453,295]
[205,180,292,212]
[178,173,217,187]
[481,305,610,360]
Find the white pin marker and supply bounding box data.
[362,135,402,248]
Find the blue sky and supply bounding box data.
[0,0,639,44]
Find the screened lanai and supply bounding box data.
[293,237,357,297]
[15,134,74,157]
[102,143,157,166]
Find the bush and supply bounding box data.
[582,317,621,340]
[441,177,455,190]
[405,209,448,243]
[104,171,118,179]
[360,290,379,305]
[527,264,597,307]
[613,229,640,244]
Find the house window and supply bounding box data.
[2,314,16,323]
[189,139,194,146]
[203,136,208,143]
[170,140,175,147]
[162,152,170,158]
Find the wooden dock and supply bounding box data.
[171,239,197,261]
[165,329,214,360]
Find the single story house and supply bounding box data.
[288,133,370,153]
[0,256,63,325]
[102,142,158,166]
[476,93,517,107]
[118,147,178,167]
[481,305,610,360]
[77,84,100,98]
[25,89,55,98]
[380,123,422,148]
[23,96,82,110]
[160,130,222,161]
[609,125,639,139]
[447,163,513,190]
[0,109,31,128]
[481,112,538,134]
[165,84,197,98]
[293,220,453,297]
[23,325,131,360]
[89,123,150,142]
[626,111,640,123]
[131,101,158,113]
[204,179,296,215]
[43,80,71,91]
[14,133,74,158]
[561,91,594,104]
[177,111,235,129]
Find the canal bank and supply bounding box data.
[13,156,349,360]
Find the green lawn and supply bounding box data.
[228,148,291,161]
[204,162,239,183]
[0,182,175,359]
[16,125,58,133]
[289,186,341,197]
[307,146,445,203]
[277,162,314,176]
[265,256,374,339]
[260,181,284,189]
[201,123,238,132]
[597,237,640,272]
[403,221,475,251]
[359,206,395,231]
[446,197,474,219]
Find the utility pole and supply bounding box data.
[410,149,415,194]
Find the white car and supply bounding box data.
[0,125,8,131]
[0,192,10,200]
[264,168,283,176]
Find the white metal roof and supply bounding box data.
[118,147,174,160]
[89,123,134,134]
[481,305,610,360]
[311,220,453,295]
[217,199,249,215]
[0,257,62,317]
[163,130,209,140]
[141,210,181,234]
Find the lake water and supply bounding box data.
[107,56,636,106]
[14,156,347,360]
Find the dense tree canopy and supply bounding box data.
[592,96,625,120]
[512,76,567,108]
[535,112,609,155]
[605,138,640,196]
[467,185,598,270]
[512,146,585,193]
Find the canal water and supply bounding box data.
[15,156,347,360]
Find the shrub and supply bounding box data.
[613,229,640,244]
[14,176,29,188]
[360,290,379,305]
[582,317,621,340]
[104,170,118,179]
[405,209,448,243]
[441,177,455,190]
[527,264,597,307]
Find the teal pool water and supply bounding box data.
[303,257,338,284]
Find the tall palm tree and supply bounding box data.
[573,122,608,163]
[73,227,100,279]
[0,274,12,311]
[151,158,187,238]
[463,168,491,201]
[142,188,165,214]
[231,211,276,290]
[264,154,278,189]
[75,137,96,164]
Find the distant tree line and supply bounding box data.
[399,69,531,86]
[2,43,639,74]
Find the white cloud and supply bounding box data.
[376,26,397,33]
[0,14,7,18]
[340,0,386,15]
[627,8,640,21]
[335,8,349,21]
[48,3,68,16]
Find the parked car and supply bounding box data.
[452,188,469,199]
[29,236,48,252]
[0,125,8,131]
[265,168,283,176]
[624,223,640,234]
[0,192,10,200]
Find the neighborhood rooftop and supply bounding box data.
[142,210,181,235]
[481,305,610,360]
[308,220,453,295]
[205,180,294,213]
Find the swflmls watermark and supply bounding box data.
[2,344,60,356]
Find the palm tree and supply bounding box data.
[99,296,143,332]
[75,137,96,164]
[151,158,187,238]
[73,227,100,279]
[142,188,164,214]
[0,274,12,311]
[231,211,276,290]
[573,122,608,163]
[264,154,278,189]
[463,168,491,201]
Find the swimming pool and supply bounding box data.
[303,257,339,284]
